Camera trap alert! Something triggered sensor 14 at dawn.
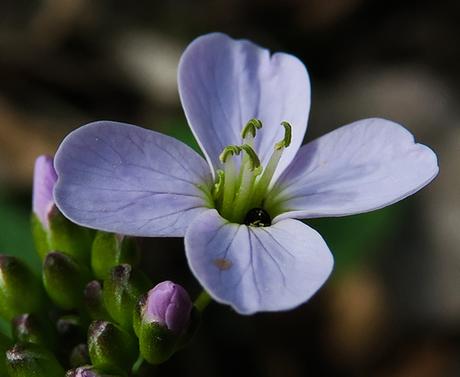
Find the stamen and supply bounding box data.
[219,145,241,164]
[239,144,261,171]
[250,122,292,208]
[241,119,262,140]
[275,121,292,150]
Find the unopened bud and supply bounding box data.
[87,320,137,374]
[43,252,89,309]
[12,314,55,349]
[84,280,110,321]
[0,255,45,320]
[134,281,193,364]
[103,264,150,331]
[32,155,92,263]
[5,343,64,377]
[91,232,140,280]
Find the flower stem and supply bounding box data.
[194,290,212,312]
[131,354,144,375]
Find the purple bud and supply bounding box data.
[33,155,57,229]
[143,281,192,335]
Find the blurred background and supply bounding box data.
[0,0,459,376]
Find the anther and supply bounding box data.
[239,144,261,171]
[219,145,241,164]
[241,119,263,139]
[275,121,292,150]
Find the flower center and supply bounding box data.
[211,119,292,225]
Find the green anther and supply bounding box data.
[212,169,225,198]
[240,144,261,171]
[275,121,292,150]
[219,145,241,163]
[241,118,263,139]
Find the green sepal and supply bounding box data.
[31,214,49,261]
[88,320,137,375]
[103,264,150,331]
[48,206,93,264]
[132,293,147,338]
[91,232,140,280]
[138,322,177,365]
[43,252,90,310]
[84,280,111,321]
[5,343,64,377]
[0,255,46,321]
[12,313,56,350]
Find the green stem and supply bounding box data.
[131,354,144,375]
[194,290,212,313]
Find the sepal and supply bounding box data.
[91,232,140,280]
[87,320,137,375]
[5,343,64,377]
[0,255,45,320]
[43,252,90,309]
[103,264,150,331]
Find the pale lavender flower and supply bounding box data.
[142,281,192,334]
[53,33,438,314]
[33,155,58,229]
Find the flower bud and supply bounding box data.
[43,252,89,309]
[0,255,45,320]
[103,264,150,331]
[12,314,55,349]
[69,343,90,369]
[87,320,137,375]
[143,281,192,335]
[5,343,64,377]
[134,281,192,364]
[32,155,92,263]
[91,232,140,280]
[66,365,121,377]
[84,280,110,321]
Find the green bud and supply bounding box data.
[103,264,150,331]
[69,343,90,368]
[12,313,55,349]
[91,232,140,280]
[43,252,89,310]
[5,343,64,377]
[66,365,122,377]
[0,255,45,321]
[84,280,111,321]
[87,320,137,375]
[32,209,93,264]
[48,206,93,264]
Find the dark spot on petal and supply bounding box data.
[213,258,233,270]
[244,208,271,227]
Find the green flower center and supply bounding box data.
[211,119,292,226]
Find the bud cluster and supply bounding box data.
[0,156,201,376]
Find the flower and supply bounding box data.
[142,281,192,335]
[53,33,438,314]
[33,155,58,230]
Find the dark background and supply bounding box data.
[0,0,459,376]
